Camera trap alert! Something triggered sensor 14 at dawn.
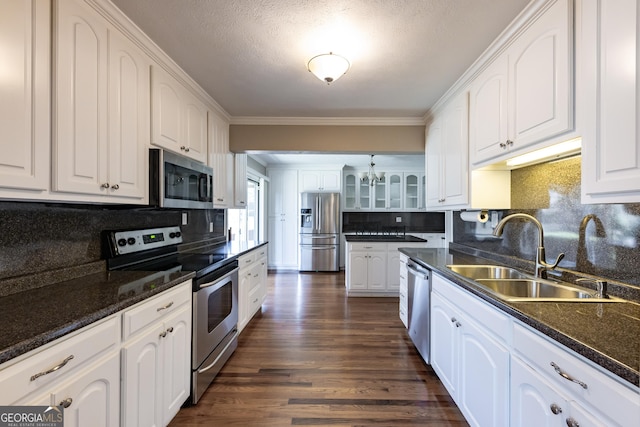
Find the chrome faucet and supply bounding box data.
[492,213,565,279]
[576,214,606,274]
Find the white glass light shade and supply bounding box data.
[307,52,350,84]
[377,171,385,180]
[358,171,368,181]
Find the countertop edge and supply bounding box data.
[399,248,640,389]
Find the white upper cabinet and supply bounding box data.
[0,0,50,192]
[151,66,207,163]
[470,0,574,166]
[425,92,470,209]
[208,111,232,208]
[53,0,148,201]
[299,170,342,193]
[234,153,248,208]
[580,0,640,203]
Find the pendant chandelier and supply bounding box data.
[358,155,385,186]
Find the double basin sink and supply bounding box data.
[446,265,620,303]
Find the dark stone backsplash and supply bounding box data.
[453,157,640,286]
[0,201,225,292]
[342,211,445,233]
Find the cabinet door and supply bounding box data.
[183,92,207,163]
[387,173,402,209]
[430,292,459,398]
[367,252,387,290]
[359,178,371,209]
[54,0,108,195]
[121,325,163,427]
[343,173,358,209]
[209,112,231,207]
[52,353,120,427]
[469,56,509,165]
[300,171,321,192]
[107,28,148,200]
[0,0,49,191]
[580,0,640,203]
[386,250,401,291]
[511,356,566,427]
[425,116,443,208]
[238,267,251,331]
[151,66,183,153]
[234,153,247,207]
[162,306,191,425]
[347,252,368,290]
[320,171,341,191]
[508,0,572,149]
[441,93,469,207]
[458,316,510,427]
[373,178,387,209]
[404,174,420,210]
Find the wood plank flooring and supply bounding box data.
[170,272,468,427]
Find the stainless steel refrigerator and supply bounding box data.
[299,192,340,272]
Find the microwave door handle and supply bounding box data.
[198,174,206,201]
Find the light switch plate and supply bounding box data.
[395,216,402,223]
[182,212,188,225]
[209,222,214,232]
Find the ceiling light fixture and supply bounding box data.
[307,52,350,84]
[359,155,385,186]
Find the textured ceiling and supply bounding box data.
[111,0,530,119]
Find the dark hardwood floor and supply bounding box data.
[170,271,468,426]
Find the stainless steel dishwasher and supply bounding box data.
[406,260,431,364]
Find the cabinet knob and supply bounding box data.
[167,327,174,333]
[566,418,580,427]
[59,397,73,408]
[500,142,507,149]
[506,139,514,146]
[450,317,457,323]
[455,322,461,328]
[550,403,562,415]
[180,145,190,152]
[159,331,167,338]
[111,184,119,190]
[101,183,110,189]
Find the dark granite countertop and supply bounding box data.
[345,235,427,242]
[0,240,268,366]
[399,247,640,388]
[0,270,194,365]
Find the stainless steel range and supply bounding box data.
[104,226,239,405]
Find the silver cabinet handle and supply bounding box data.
[156,301,174,312]
[159,331,167,338]
[566,418,580,427]
[550,362,588,389]
[455,322,461,328]
[30,355,74,381]
[59,398,73,408]
[217,198,224,202]
[167,327,174,333]
[111,184,119,190]
[101,183,110,188]
[550,403,562,415]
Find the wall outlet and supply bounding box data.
[182,212,188,225]
[209,222,214,232]
[395,216,402,223]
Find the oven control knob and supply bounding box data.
[175,232,181,238]
[117,238,127,247]
[127,237,136,245]
[169,232,176,238]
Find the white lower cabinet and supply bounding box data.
[121,282,191,427]
[430,274,510,427]
[238,245,269,333]
[430,272,640,427]
[398,253,409,327]
[346,243,387,294]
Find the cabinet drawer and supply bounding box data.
[432,273,510,344]
[247,285,262,316]
[513,322,639,426]
[348,242,387,251]
[254,245,268,259]
[122,281,191,341]
[238,252,256,268]
[0,316,120,405]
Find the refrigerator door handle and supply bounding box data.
[316,196,321,231]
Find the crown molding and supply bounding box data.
[229,116,427,126]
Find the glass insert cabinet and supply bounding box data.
[343,171,425,211]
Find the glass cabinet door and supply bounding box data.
[374,177,386,209]
[405,173,419,209]
[359,178,370,209]
[388,173,402,209]
[344,173,357,209]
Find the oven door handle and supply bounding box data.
[198,330,239,374]
[198,267,239,290]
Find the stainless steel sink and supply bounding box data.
[446,265,530,280]
[446,264,621,302]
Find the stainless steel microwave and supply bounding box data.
[149,148,214,209]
